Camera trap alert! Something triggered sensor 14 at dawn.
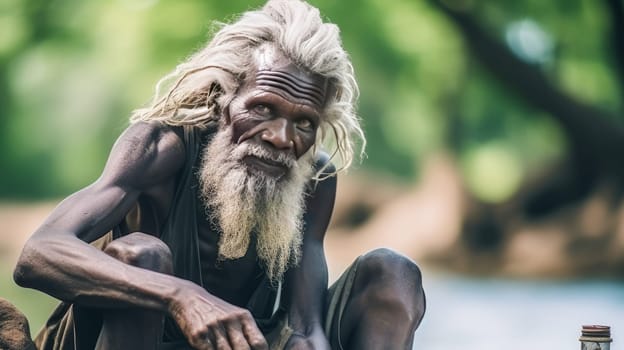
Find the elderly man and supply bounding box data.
[13,1,425,349]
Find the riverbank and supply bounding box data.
[414,269,623,350]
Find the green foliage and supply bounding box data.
[0,0,620,203]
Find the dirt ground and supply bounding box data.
[0,202,59,270]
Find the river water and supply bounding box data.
[413,270,624,350]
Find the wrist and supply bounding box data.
[165,278,194,315]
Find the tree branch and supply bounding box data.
[431,0,624,179]
[604,0,624,98]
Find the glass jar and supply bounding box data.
[580,325,612,350]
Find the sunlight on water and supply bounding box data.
[413,270,624,350]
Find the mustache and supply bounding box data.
[232,142,297,169]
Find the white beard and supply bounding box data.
[198,126,314,285]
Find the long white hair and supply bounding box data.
[130,0,365,175]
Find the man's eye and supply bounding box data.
[296,119,314,130]
[253,104,271,115]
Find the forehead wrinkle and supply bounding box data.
[256,70,326,98]
[256,75,325,103]
[255,86,323,114]
[257,70,326,95]
[256,80,325,107]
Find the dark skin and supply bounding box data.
[14,46,426,350]
[14,47,333,350]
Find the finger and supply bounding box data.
[225,322,250,350]
[199,339,215,350]
[189,331,214,350]
[211,326,233,350]
[241,320,268,350]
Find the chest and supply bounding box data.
[195,204,265,306]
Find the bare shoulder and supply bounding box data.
[309,151,337,194]
[100,122,185,190]
[313,151,337,176]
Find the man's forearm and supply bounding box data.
[14,233,181,313]
[15,231,270,349]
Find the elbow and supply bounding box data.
[13,260,34,288]
[13,238,43,288]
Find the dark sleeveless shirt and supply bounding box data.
[159,124,206,287]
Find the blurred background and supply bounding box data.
[1,0,623,348]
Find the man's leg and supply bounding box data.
[94,232,173,350]
[327,248,426,350]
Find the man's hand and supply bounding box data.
[169,282,268,350]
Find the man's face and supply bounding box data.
[226,47,327,178]
[199,47,326,282]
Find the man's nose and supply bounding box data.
[260,118,294,150]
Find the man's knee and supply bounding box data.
[355,248,425,323]
[103,232,173,274]
[357,248,423,287]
